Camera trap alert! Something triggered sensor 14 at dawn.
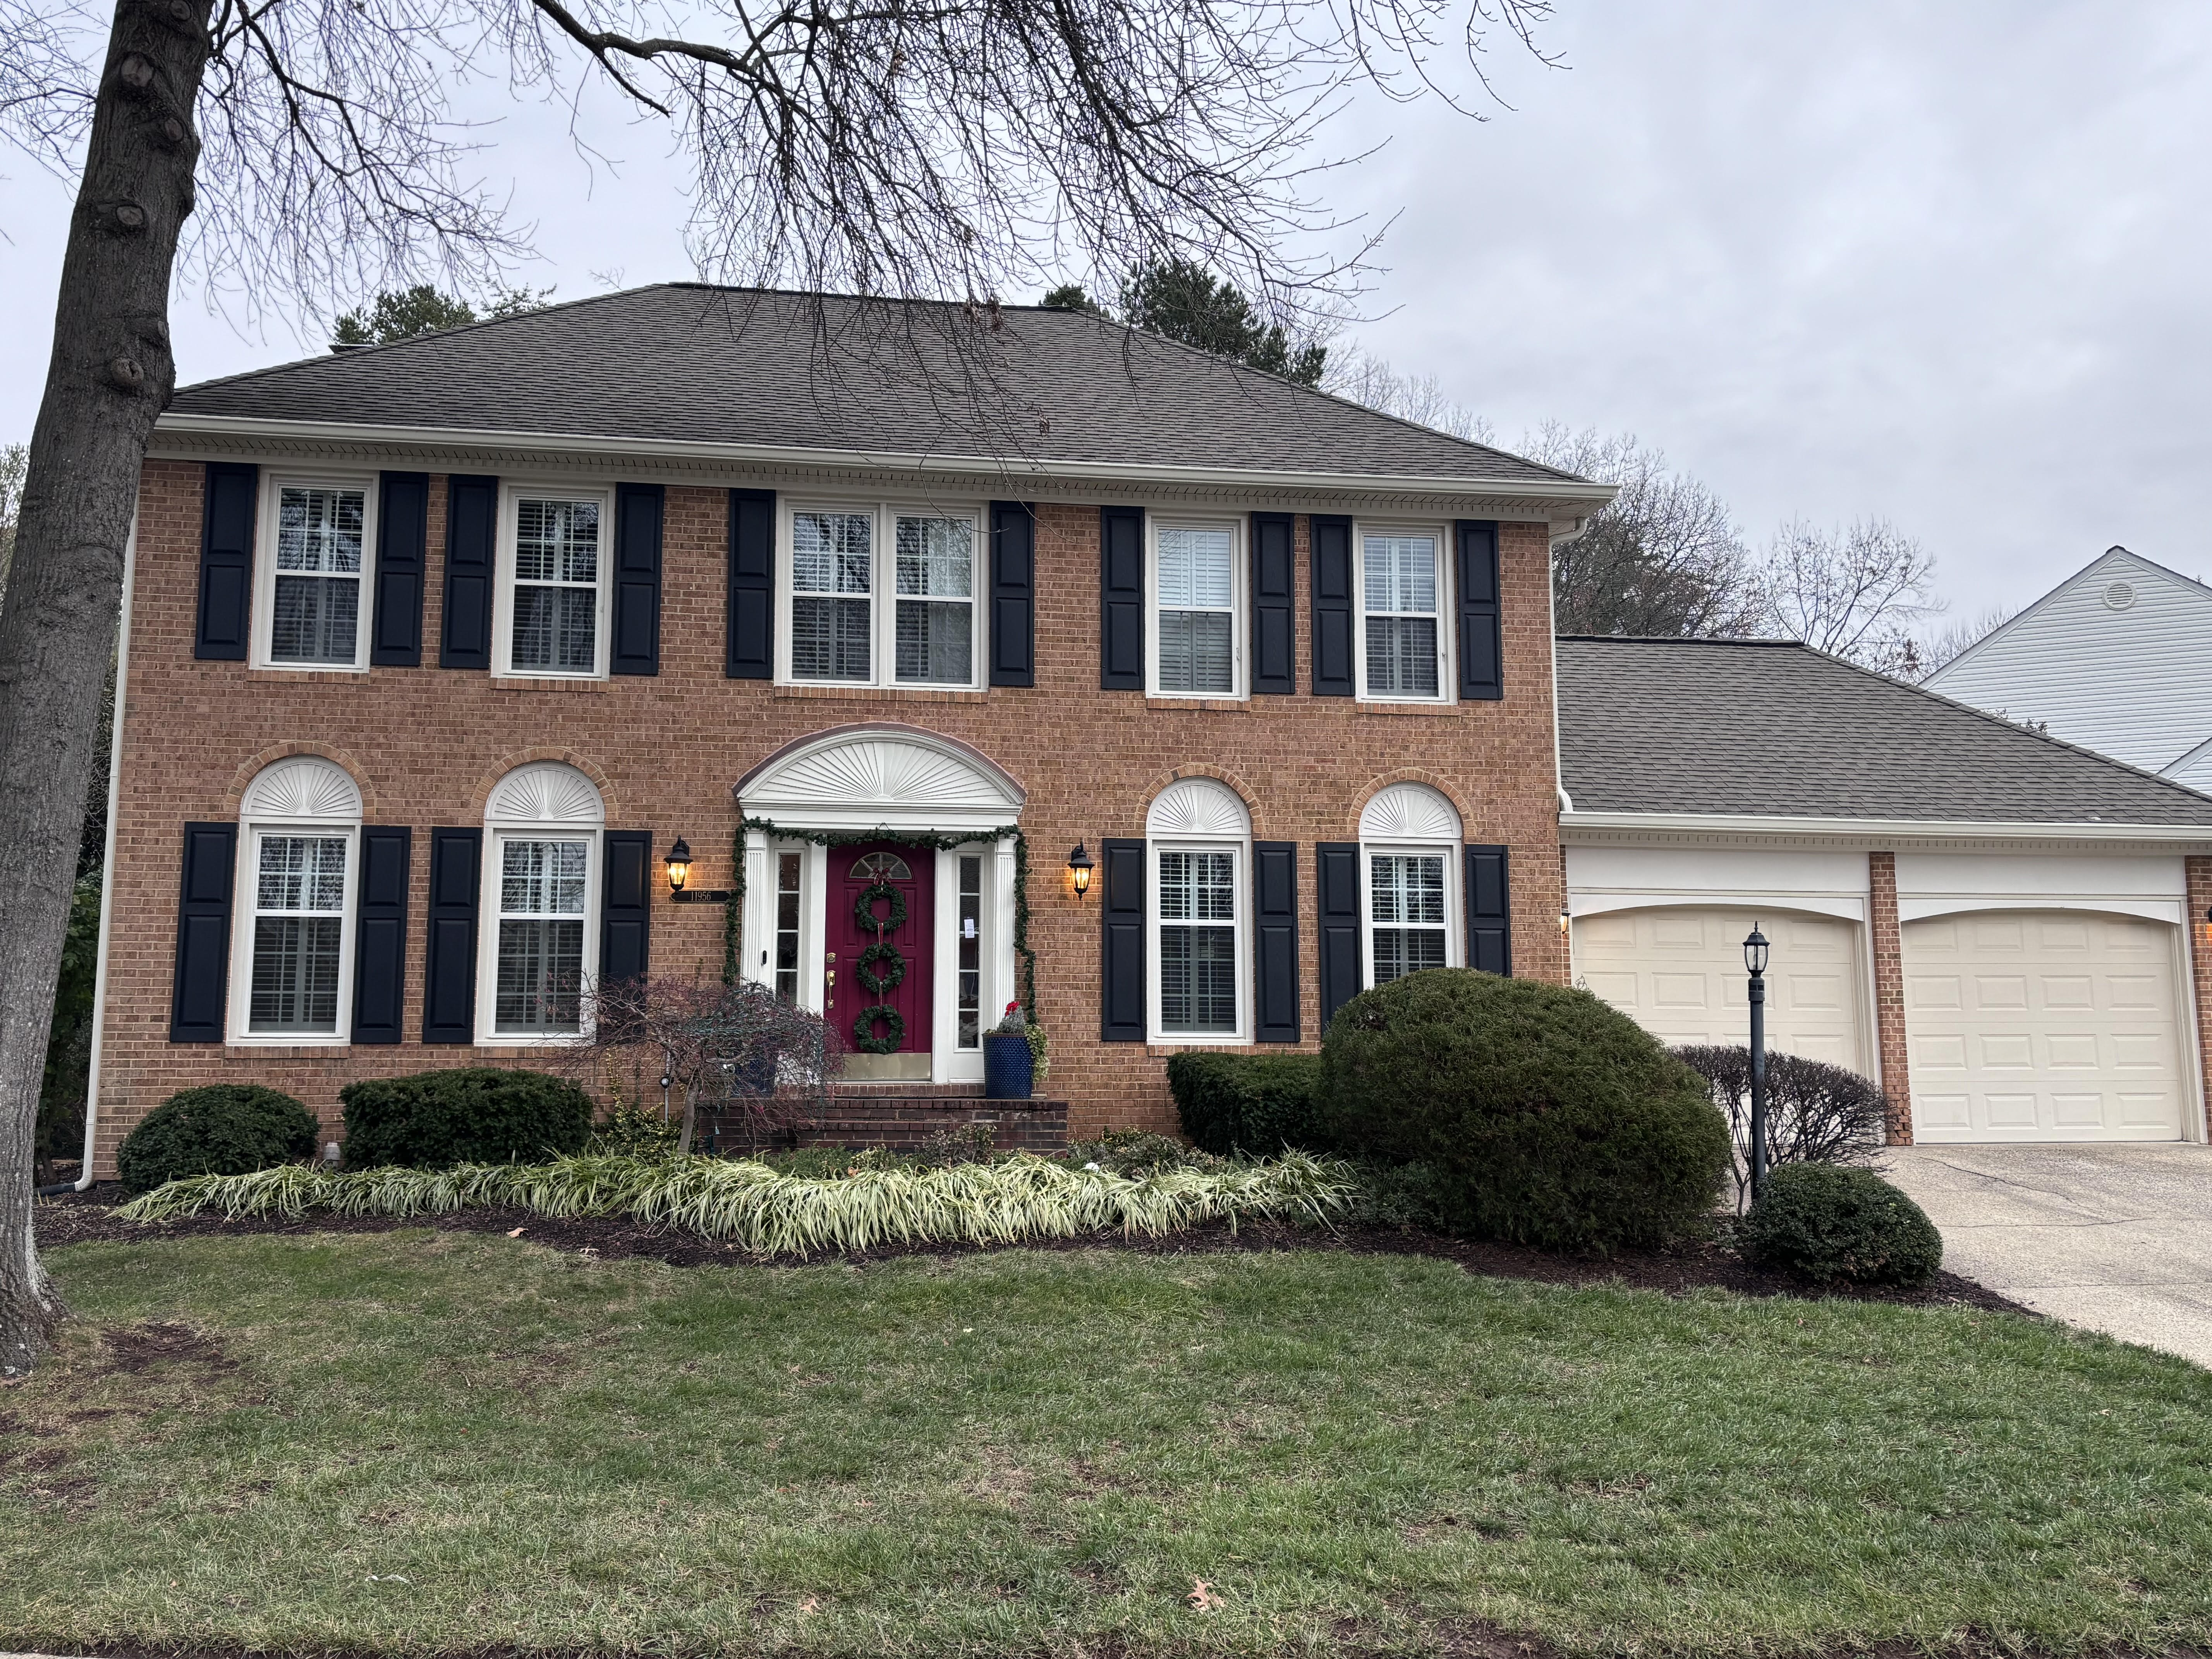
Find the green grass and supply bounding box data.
[6,1232,2212,1657]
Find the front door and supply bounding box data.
[830,842,934,1081]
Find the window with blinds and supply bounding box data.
[1369,851,1449,984]
[247,833,349,1032]
[510,497,603,675]
[786,504,981,687]
[268,485,368,665]
[1158,849,1238,1033]
[495,837,589,1034]
[1361,531,1444,699]
[1156,524,1237,695]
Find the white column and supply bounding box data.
[739,828,775,989]
[993,835,1020,1018]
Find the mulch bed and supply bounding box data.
[34,1184,2028,1315]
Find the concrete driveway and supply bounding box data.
[1885,1144,2212,1367]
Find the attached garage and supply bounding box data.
[1573,906,1870,1073]
[1904,910,2188,1142]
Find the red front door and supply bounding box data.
[830,841,934,1073]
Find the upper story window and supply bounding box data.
[478,761,605,1041]
[782,501,981,689]
[1146,776,1253,1042]
[495,487,611,678]
[1358,782,1463,987]
[256,476,374,670]
[1153,520,1242,696]
[229,756,363,1043]
[1357,527,1449,701]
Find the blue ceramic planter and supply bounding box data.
[982,1032,1035,1100]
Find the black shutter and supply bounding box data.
[168,822,237,1041]
[440,474,499,669]
[1251,512,1295,696]
[1100,837,1146,1042]
[1254,841,1300,1042]
[989,500,1037,687]
[370,471,428,666]
[1100,505,1145,690]
[611,483,664,676]
[1455,519,1503,701]
[1317,841,1362,1031]
[726,488,776,679]
[422,828,482,1042]
[1310,514,1354,697]
[1465,843,1512,975]
[194,462,257,661]
[350,826,412,1044]
[600,830,653,986]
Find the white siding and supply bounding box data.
[1927,550,2212,777]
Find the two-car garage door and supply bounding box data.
[1903,911,2186,1142]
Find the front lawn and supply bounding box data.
[6,1231,2211,1656]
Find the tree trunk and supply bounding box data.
[0,0,212,1375]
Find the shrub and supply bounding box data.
[586,1101,682,1159]
[339,1068,593,1169]
[1737,1163,1943,1286]
[1674,1045,1891,1212]
[1321,970,1731,1252]
[115,1084,320,1195]
[1169,1051,1327,1155]
[1063,1128,1221,1177]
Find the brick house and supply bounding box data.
[80,284,1615,1171]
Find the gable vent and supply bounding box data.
[2103,580,2137,611]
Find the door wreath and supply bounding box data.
[852,1005,906,1054]
[852,880,908,936]
[855,940,907,995]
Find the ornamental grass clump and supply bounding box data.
[117,1150,1355,1256]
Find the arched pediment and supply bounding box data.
[736,725,1025,831]
[487,761,605,825]
[241,756,362,822]
[1147,777,1250,838]
[1360,783,1462,842]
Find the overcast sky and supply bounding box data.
[3,0,2207,620]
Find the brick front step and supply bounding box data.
[701,1093,1068,1154]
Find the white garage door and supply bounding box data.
[1573,907,1870,1073]
[1904,910,2187,1142]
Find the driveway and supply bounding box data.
[1885,1144,2212,1367]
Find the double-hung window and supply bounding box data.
[248,834,350,1032]
[497,489,609,677]
[1154,521,1240,696]
[1158,850,1239,1033]
[1368,852,1450,984]
[1358,527,1448,701]
[258,478,373,668]
[783,502,981,688]
[493,837,591,1036]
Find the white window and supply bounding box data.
[1357,527,1449,701]
[495,487,611,678]
[256,476,374,669]
[1152,519,1242,697]
[1146,777,1252,1042]
[478,761,605,1042]
[781,501,982,688]
[229,756,363,1043]
[1358,783,1463,988]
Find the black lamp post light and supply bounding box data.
[664,836,732,904]
[1744,922,1771,1199]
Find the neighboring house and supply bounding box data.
[1558,638,2212,1145]
[1926,545,2212,792]
[79,283,1615,1173]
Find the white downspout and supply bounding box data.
[1546,521,1580,975]
[75,515,136,1191]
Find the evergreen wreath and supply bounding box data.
[852,879,909,937]
[855,941,907,995]
[852,1004,906,1054]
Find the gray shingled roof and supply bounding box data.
[1556,637,2212,826]
[165,284,1583,486]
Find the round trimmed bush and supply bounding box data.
[339,1067,593,1169]
[1738,1163,1943,1286]
[115,1084,321,1195]
[1320,970,1731,1252]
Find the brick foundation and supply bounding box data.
[703,1091,1070,1155]
[1868,849,1913,1144]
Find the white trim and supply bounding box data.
[1148,512,1247,699]
[149,412,1620,514]
[227,822,362,1046]
[1561,809,2212,850]
[1570,891,1869,924]
[491,480,615,680]
[1352,518,1453,705]
[79,517,137,1188]
[251,469,378,672]
[776,496,986,691]
[931,843,993,1083]
[1898,895,2186,926]
[737,726,1025,834]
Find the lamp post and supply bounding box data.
[1744,924,1771,1200]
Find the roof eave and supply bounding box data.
[1560,807,2212,848]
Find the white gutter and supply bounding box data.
[76,517,135,1191]
[1561,808,2212,847]
[150,412,1620,513]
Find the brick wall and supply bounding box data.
[90,460,1568,1172]
[1867,849,1913,1144]
[2188,857,2212,1142]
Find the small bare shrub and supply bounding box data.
[1674,1046,1890,1213]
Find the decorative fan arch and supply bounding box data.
[240,756,363,822]
[486,761,606,825]
[1359,783,1462,842]
[736,724,1024,833]
[1146,777,1251,838]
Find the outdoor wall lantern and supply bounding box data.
[1067,841,1096,899]
[665,836,732,904]
[1743,924,1771,1198]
